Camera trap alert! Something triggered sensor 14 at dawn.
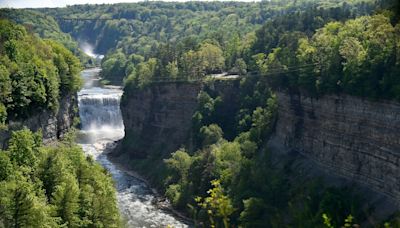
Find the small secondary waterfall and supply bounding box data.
[77,68,188,228]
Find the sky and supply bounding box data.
[0,0,259,8]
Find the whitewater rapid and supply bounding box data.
[77,68,189,228]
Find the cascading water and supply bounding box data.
[78,87,124,142]
[77,68,189,228]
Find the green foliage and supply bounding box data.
[0,103,6,126]
[51,174,80,227]
[252,14,400,100]
[101,50,127,83]
[47,40,83,94]
[166,61,179,79]
[164,148,193,207]
[234,58,247,76]
[21,1,396,227]
[0,129,121,227]
[8,128,41,168]
[43,0,375,85]
[0,171,58,227]
[0,8,93,67]
[197,43,225,74]
[323,213,335,228]
[323,214,360,228]
[196,180,235,228]
[0,152,12,181]
[0,20,82,121]
[212,141,244,187]
[124,58,157,88]
[199,124,223,147]
[249,95,277,144]
[165,149,192,184]
[239,197,266,227]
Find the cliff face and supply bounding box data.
[119,82,202,158]
[118,81,400,202]
[270,92,400,201]
[0,93,78,148]
[118,79,241,159]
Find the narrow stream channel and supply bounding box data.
[77,68,189,228]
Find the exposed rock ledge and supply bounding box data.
[0,93,78,149]
[270,91,400,202]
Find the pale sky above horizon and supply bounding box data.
[0,0,260,9]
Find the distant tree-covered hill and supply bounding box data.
[0,9,94,67]
[39,0,377,83]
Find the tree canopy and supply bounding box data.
[0,129,121,227]
[0,20,82,123]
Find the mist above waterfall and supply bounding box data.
[79,41,104,59]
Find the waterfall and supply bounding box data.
[77,68,188,228]
[78,87,124,142]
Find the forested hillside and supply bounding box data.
[252,14,400,100]
[42,0,377,83]
[0,20,82,123]
[0,9,94,66]
[0,129,120,227]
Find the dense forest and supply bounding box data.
[0,9,94,67]
[0,0,399,227]
[41,0,378,83]
[0,129,121,227]
[0,20,82,123]
[45,0,399,101]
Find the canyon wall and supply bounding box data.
[117,79,240,159]
[119,82,202,158]
[117,80,400,202]
[0,93,78,148]
[270,92,400,201]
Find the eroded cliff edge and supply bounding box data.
[0,93,78,148]
[270,91,400,201]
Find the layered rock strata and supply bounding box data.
[271,92,400,201]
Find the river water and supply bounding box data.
[77,68,189,228]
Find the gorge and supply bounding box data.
[77,68,189,227]
[112,78,400,225]
[1,0,399,226]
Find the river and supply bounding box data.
[77,68,189,228]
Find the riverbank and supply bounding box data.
[105,141,194,226]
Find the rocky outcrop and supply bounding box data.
[0,93,78,149]
[118,82,202,158]
[270,92,400,201]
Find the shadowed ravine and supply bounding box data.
[77,68,189,228]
